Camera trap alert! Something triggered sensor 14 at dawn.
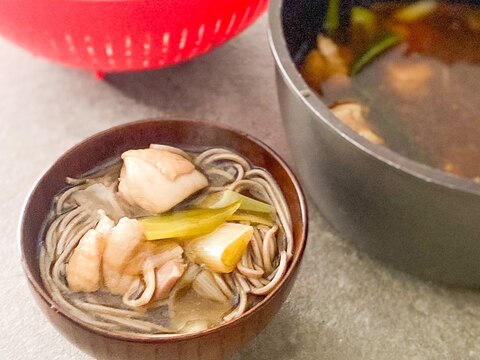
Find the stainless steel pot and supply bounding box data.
[268,0,480,286]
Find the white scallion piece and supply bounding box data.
[185,223,254,273]
[192,270,230,303]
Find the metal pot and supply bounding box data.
[268,0,480,287]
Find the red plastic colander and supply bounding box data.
[0,0,268,74]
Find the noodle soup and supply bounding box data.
[40,145,293,335]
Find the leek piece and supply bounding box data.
[350,6,377,41]
[197,190,274,214]
[351,33,403,76]
[324,0,340,34]
[139,202,240,240]
[192,270,230,303]
[227,212,275,227]
[394,0,438,23]
[185,223,253,273]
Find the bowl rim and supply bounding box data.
[267,0,480,197]
[19,118,308,343]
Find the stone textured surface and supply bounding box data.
[1,15,480,360]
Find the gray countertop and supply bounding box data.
[2,15,480,360]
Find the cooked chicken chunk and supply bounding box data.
[153,259,186,300]
[330,102,385,145]
[95,210,115,234]
[66,211,114,292]
[301,35,351,91]
[103,217,144,295]
[118,148,208,214]
[122,244,185,307]
[387,61,434,98]
[317,35,349,76]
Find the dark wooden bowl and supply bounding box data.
[19,119,308,360]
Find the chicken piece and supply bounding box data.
[122,270,156,307]
[122,243,185,307]
[66,211,114,292]
[301,49,329,90]
[122,242,158,276]
[118,148,208,214]
[387,61,434,98]
[122,149,195,181]
[301,35,351,93]
[153,259,186,300]
[66,229,105,292]
[317,35,349,76]
[122,241,180,276]
[330,102,385,145]
[103,217,144,295]
[95,209,115,234]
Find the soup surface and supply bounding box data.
[301,0,480,178]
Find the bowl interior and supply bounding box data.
[20,119,307,341]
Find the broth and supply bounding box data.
[301,1,480,178]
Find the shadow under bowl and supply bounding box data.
[19,119,308,360]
